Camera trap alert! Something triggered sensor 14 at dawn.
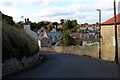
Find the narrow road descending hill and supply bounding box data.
[5,52,118,78]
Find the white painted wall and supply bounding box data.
[23,25,38,39]
[38,40,41,50]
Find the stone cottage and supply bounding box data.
[101,13,120,61]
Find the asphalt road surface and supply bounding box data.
[4,52,118,78]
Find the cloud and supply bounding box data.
[118,1,120,13]
[25,0,52,6]
[0,0,120,23]
[35,7,72,17]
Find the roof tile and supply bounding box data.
[102,13,120,24]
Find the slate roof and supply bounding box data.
[46,32,63,40]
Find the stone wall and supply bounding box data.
[101,24,120,62]
[101,25,116,61]
[118,25,120,62]
[2,54,41,76]
[41,45,99,59]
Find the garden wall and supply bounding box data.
[41,45,99,59]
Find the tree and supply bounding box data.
[37,22,44,29]
[52,22,58,25]
[62,20,73,31]
[52,22,58,29]
[59,33,75,46]
[72,25,80,32]
[71,20,78,32]
[62,19,78,32]
[60,19,65,24]
[47,23,54,32]
[75,41,83,46]
[71,20,77,26]
[96,22,99,25]
[30,22,37,31]
[84,23,88,25]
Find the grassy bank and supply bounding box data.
[2,14,39,62]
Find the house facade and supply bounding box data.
[43,32,63,42]
[40,37,53,48]
[79,25,100,31]
[101,13,120,61]
[70,33,100,46]
[80,25,87,30]
[23,24,38,39]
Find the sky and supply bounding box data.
[0,0,120,24]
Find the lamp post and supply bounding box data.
[97,9,101,27]
[97,9,101,59]
[113,0,118,64]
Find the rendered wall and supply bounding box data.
[101,25,120,61]
[23,25,38,39]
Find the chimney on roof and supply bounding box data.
[25,18,26,23]
[27,18,29,22]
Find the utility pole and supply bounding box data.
[114,0,118,64]
[97,9,101,59]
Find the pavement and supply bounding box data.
[4,52,118,78]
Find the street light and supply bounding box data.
[97,9,101,59]
[113,0,118,64]
[97,9,101,27]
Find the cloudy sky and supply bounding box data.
[0,0,120,24]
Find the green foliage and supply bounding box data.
[84,23,88,25]
[96,22,99,25]
[71,20,77,26]
[75,41,83,46]
[30,22,46,31]
[47,23,54,32]
[52,22,58,25]
[16,21,24,28]
[37,22,45,29]
[62,19,78,32]
[59,33,75,46]
[62,20,73,31]
[30,22,38,31]
[60,19,65,24]
[2,20,39,62]
[2,14,15,26]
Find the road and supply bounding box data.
[5,52,118,78]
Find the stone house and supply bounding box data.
[70,33,100,46]
[87,25,94,31]
[23,24,38,39]
[43,32,63,42]
[57,24,62,29]
[38,35,53,49]
[37,32,63,49]
[80,25,87,30]
[101,13,120,61]
[79,25,100,31]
